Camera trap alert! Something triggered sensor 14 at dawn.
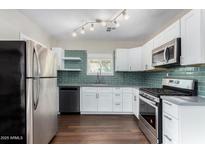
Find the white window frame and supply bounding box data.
[87,52,114,76]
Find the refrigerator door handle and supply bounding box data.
[33,47,41,110]
[35,48,41,77]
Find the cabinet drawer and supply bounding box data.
[163,112,179,144]
[98,87,113,93]
[82,87,98,93]
[163,100,179,119]
[113,87,122,93]
[123,88,133,93]
[113,102,123,112]
[113,93,122,98]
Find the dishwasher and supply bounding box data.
[59,86,80,114]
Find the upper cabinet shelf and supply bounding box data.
[62,57,82,61]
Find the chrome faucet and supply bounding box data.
[96,67,102,84]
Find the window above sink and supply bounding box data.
[87,52,114,76]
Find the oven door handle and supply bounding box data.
[139,95,158,108]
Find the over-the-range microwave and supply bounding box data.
[152,38,181,67]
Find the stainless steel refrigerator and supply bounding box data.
[0,40,58,144]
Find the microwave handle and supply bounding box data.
[164,47,168,62]
[164,47,170,62]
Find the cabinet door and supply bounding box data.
[52,48,64,69]
[164,20,180,43]
[123,89,133,112]
[163,112,179,144]
[81,88,98,112]
[181,10,202,65]
[129,47,142,71]
[98,88,113,112]
[142,43,148,70]
[153,32,165,49]
[115,49,129,71]
[142,40,154,70]
[113,88,123,112]
[132,89,139,118]
[146,40,154,70]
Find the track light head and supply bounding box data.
[123,10,129,20]
[72,32,77,37]
[80,27,85,34]
[101,21,107,27]
[114,21,120,28]
[90,24,95,31]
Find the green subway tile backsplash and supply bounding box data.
[58,71,144,85]
[58,50,144,86]
[142,66,205,96]
[58,50,205,96]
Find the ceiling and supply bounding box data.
[19,9,188,43]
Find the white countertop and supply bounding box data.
[161,96,205,106]
[58,83,144,89]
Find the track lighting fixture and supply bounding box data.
[71,9,129,37]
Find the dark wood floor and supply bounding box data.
[51,115,149,144]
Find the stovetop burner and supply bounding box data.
[140,88,191,97]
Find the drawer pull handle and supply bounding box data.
[115,94,121,96]
[164,115,172,121]
[115,103,120,105]
[164,134,172,142]
[164,101,172,106]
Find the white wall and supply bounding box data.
[52,39,139,53]
[0,10,52,47]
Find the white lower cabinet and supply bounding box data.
[122,88,133,112]
[162,99,205,144]
[113,88,123,112]
[132,88,139,118]
[81,87,98,112]
[163,113,179,144]
[98,88,113,112]
[81,87,138,114]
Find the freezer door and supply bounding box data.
[0,41,26,144]
[33,78,58,144]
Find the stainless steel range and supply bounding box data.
[139,78,197,144]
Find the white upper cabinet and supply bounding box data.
[115,47,142,72]
[153,32,165,49]
[181,10,205,65]
[129,47,142,71]
[142,39,154,71]
[164,20,181,43]
[115,49,129,71]
[153,20,180,49]
[52,48,64,70]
